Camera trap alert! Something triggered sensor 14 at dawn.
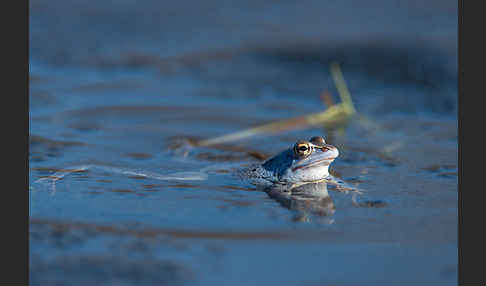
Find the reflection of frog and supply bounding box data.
[264,181,335,223]
[240,136,339,187]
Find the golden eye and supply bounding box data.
[294,141,312,157]
[298,144,309,152]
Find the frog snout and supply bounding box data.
[322,145,339,159]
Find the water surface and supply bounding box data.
[29,1,457,285]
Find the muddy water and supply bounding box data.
[29,1,457,285]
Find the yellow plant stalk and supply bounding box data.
[196,62,356,147]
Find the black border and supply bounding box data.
[4,0,28,284]
[459,0,486,285]
[25,0,29,285]
[26,0,30,282]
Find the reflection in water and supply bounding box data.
[262,181,336,224]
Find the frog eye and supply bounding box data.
[294,141,312,157]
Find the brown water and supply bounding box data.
[29,1,457,285]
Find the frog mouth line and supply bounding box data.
[291,156,337,172]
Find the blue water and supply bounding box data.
[29,1,457,285]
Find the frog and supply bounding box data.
[239,136,363,222]
[239,136,340,187]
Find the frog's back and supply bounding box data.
[236,163,277,187]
